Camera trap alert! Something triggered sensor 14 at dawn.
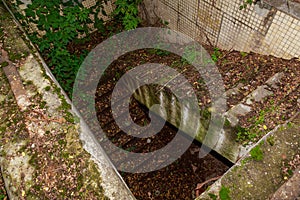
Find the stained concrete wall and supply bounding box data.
[143,0,300,59]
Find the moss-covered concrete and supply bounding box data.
[197,113,300,200]
[0,1,134,199]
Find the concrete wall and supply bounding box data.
[143,0,300,59]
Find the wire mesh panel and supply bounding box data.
[158,0,179,30]
[178,0,198,22]
[262,11,300,58]
[155,0,300,59]
[161,0,179,10]
[178,14,198,39]
[197,2,222,44]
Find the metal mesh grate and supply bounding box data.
[155,0,300,59]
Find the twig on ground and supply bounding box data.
[195,175,221,197]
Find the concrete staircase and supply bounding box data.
[0,0,299,199]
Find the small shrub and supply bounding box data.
[113,0,142,30]
[211,47,222,63]
[16,0,107,96]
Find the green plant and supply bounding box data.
[236,126,257,143]
[255,110,265,125]
[17,0,106,96]
[219,186,231,200]
[0,193,6,200]
[250,144,263,161]
[224,118,231,127]
[44,86,51,91]
[211,47,222,63]
[287,122,293,128]
[240,51,248,57]
[113,0,142,30]
[0,61,9,68]
[113,71,121,81]
[239,0,254,10]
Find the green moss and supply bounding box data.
[60,98,71,111]
[61,152,70,159]
[240,157,251,167]
[287,122,293,128]
[0,27,4,37]
[267,135,275,146]
[0,125,6,133]
[0,7,10,20]
[51,84,76,123]
[224,118,231,127]
[235,125,256,144]
[40,101,47,109]
[64,111,75,123]
[25,80,33,85]
[201,108,211,119]
[219,186,231,200]
[250,144,264,161]
[54,86,61,94]
[44,86,51,91]
[8,52,22,62]
[58,139,67,146]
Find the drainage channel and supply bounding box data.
[95,79,231,200]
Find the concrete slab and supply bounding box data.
[271,166,300,200]
[226,104,252,126]
[197,113,300,200]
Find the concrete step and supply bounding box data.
[271,166,300,200]
[197,112,300,199]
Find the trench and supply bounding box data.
[95,74,231,200]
